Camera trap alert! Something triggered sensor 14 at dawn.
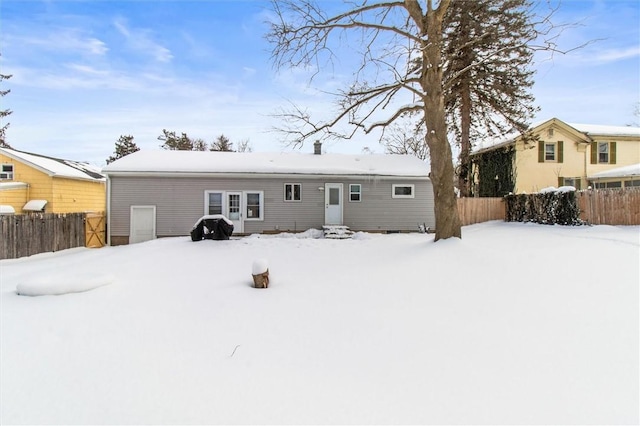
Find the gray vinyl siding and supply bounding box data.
[108,175,434,239]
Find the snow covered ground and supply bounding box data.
[1,222,638,425]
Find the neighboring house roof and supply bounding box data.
[588,163,640,180]
[102,150,431,178]
[472,118,640,155]
[0,148,105,181]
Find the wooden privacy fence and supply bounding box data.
[577,188,640,225]
[457,197,505,226]
[0,212,106,260]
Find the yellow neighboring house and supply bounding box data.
[0,147,106,214]
[470,118,640,196]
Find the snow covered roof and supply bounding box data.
[568,123,640,137]
[472,118,640,154]
[23,199,48,211]
[588,163,640,180]
[102,150,431,178]
[0,148,105,181]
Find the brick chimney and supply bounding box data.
[314,140,322,155]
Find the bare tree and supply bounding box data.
[382,120,429,160]
[268,0,461,240]
[237,139,253,153]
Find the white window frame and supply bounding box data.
[598,142,610,164]
[392,184,415,199]
[349,184,362,202]
[284,183,302,202]
[204,191,224,215]
[244,191,264,221]
[544,142,556,162]
[0,163,13,180]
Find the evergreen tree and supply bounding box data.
[106,135,140,164]
[0,62,13,148]
[192,138,209,151]
[158,129,194,150]
[443,0,538,196]
[210,134,234,152]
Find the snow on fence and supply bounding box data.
[457,197,505,226]
[577,187,640,226]
[0,212,106,260]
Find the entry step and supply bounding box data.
[322,225,354,239]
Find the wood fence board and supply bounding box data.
[0,212,105,259]
[457,197,505,226]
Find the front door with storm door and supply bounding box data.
[324,183,343,225]
[226,192,243,233]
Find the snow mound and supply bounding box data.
[252,259,269,275]
[16,274,114,296]
[246,228,325,239]
[539,186,576,194]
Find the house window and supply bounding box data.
[284,183,301,202]
[245,191,264,220]
[598,142,609,164]
[0,164,13,180]
[625,180,640,187]
[206,192,223,215]
[349,184,361,202]
[392,184,415,198]
[561,177,581,190]
[594,181,622,189]
[545,143,556,161]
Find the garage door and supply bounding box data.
[130,205,156,244]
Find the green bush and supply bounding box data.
[505,190,584,225]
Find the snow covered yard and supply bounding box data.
[1,222,638,425]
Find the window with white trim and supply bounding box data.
[392,184,415,198]
[206,191,223,215]
[544,143,556,161]
[284,183,301,202]
[0,164,13,180]
[598,142,610,164]
[245,191,264,220]
[349,184,361,202]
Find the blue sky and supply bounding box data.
[1,0,638,165]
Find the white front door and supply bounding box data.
[226,192,243,233]
[324,183,343,225]
[130,205,156,244]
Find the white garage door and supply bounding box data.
[130,205,156,244]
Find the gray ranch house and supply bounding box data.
[102,145,434,245]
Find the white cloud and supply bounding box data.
[594,46,640,63]
[113,17,173,63]
[6,29,108,56]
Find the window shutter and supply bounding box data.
[610,142,616,164]
[590,142,597,164]
[538,142,544,163]
[557,141,564,163]
[558,177,564,187]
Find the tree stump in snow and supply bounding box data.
[252,259,269,288]
[252,270,269,288]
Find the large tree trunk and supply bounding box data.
[422,2,462,241]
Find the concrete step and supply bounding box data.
[322,225,354,239]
